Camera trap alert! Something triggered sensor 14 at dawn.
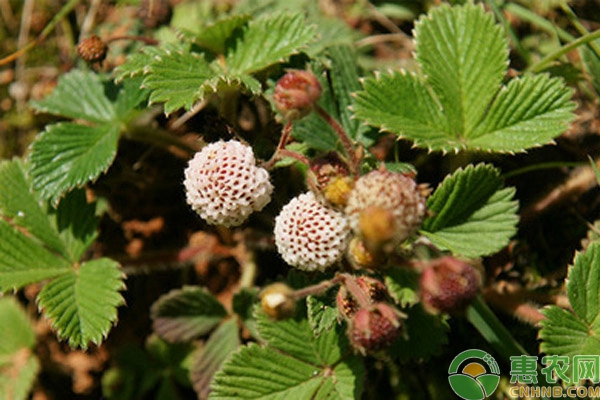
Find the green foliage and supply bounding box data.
[29,70,149,205]
[0,159,125,349]
[151,286,229,342]
[191,318,241,399]
[0,297,39,400]
[539,242,600,358]
[307,294,339,335]
[209,308,364,399]
[120,11,316,115]
[421,164,519,257]
[352,3,575,152]
[37,258,125,349]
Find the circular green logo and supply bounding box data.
[448,349,500,400]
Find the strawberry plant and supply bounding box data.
[1,0,600,398]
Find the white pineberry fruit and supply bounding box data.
[275,192,350,271]
[184,140,273,227]
[345,169,426,246]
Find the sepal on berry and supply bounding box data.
[274,70,322,120]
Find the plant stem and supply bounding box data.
[485,0,532,65]
[292,275,344,299]
[0,0,80,66]
[504,3,575,43]
[528,29,600,73]
[315,105,361,175]
[559,1,600,59]
[106,35,159,46]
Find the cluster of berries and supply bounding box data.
[182,69,481,354]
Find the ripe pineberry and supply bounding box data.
[260,283,297,320]
[345,169,426,250]
[348,303,403,354]
[274,192,350,271]
[184,140,273,227]
[419,256,481,315]
[77,35,107,63]
[273,70,322,120]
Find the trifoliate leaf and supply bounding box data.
[540,242,600,359]
[145,47,217,114]
[28,123,120,205]
[352,3,575,153]
[0,219,70,291]
[0,298,39,400]
[0,159,66,257]
[193,14,252,54]
[191,318,240,399]
[421,164,518,257]
[49,189,98,262]
[151,286,228,342]
[30,70,115,123]
[210,311,363,399]
[226,12,316,75]
[37,258,125,349]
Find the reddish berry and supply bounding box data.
[273,70,322,120]
[348,303,403,354]
[420,256,481,315]
[77,35,107,63]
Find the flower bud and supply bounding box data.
[419,256,481,315]
[260,283,297,320]
[348,303,403,354]
[273,70,321,120]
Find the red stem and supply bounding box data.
[315,105,360,175]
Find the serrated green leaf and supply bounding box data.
[421,164,518,257]
[28,123,120,205]
[194,14,251,54]
[0,219,70,291]
[151,286,228,342]
[191,318,240,399]
[352,71,449,149]
[226,12,316,75]
[352,3,575,153]
[469,74,576,151]
[306,17,358,57]
[0,160,66,257]
[37,258,125,349]
[30,70,115,123]
[307,295,338,336]
[114,46,165,81]
[540,243,600,360]
[415,3,506,135]
[210,313,364,400]
[145,47,217,114]
[232,287,259,338]
[49,189,98,262]
[0,298,36,355]
[566,243,600,325]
